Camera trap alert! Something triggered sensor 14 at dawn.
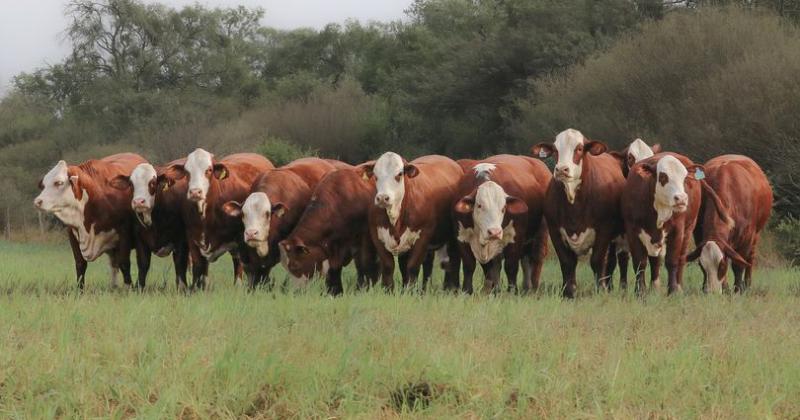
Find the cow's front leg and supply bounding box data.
[189,245,209,290]
[402,236,433,291]
[627,228,648,297]
[116,229,134,287]
[605,241,618,292]
[590,237,612,292]
[68,231,88,291]
[459,243,477,294]
[376,246,396,291]
[442,240,461,292]
[481,258,502,294]
[649,256,662,289]
[526,221,548,292]
[134,234,151,290]
[231,253,245,287]
[172,242,189,292]
[421,251,434,291]
[503,246,522,293]
[617,250,630,291]
[665,230,685,295]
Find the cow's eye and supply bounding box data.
[477,204,482,209]
[205,168,212,176]
[54,180,64,187]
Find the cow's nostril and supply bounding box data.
[34,199,43,208]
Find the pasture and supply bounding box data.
[0,239,798,418]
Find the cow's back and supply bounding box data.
[407,155,463,217]
[283,157,343,189]
[217,153,274,203]
[704,155,773,233]
[89,153,147,179]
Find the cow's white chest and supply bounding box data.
[457,221,516,264]
[559,227,595,255]
[638,229,667,257]
[72,224,119,262]
[377,227,420,255]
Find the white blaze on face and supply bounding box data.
[242,192,272,257]
[654,155,689,227]
[473,182,508,244]
[373,152,406,225]
[184,148,214,215]
[553,129,585,204]
[627,138,654,164]
[699,241,724,293]
[129,163,157,226]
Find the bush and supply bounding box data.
[513,7,800,217]
[774,217,800,266]
[258,136,318,167]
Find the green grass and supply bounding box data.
[0,240,799,418]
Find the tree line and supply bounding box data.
[1,0,798,261]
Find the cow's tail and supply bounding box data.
[700,180,733,227]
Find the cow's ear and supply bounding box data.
[531,143,555,159]
[296,244,310,254]
[156,174,174,191]
[357,162,375,181]
[37,177,44,191]
[686,164,705,180]
[222,201,242,218]
[607,150,625,164]
[404,164,419,178]
[67,170,82,201]
[162,164,186,181]
[719,240,751,267]
[109,175,132,190]
[584,140,608,156]
[650,144,662,154]
[271,202,287,218]
[213,163,229,180]
[454,195,475,215]
[505,196,528,216]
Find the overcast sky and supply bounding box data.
[0,0,412,95]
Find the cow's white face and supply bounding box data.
[552,129,586,203]
[129,163,157,225]
[241,192,272,257]
[473,182,508,244]
[34,161,86,225]
[184,148,214,211]
[372,152,407,225]
[654,155,690,224]
[627,138,654,164]
[699,241,725,293]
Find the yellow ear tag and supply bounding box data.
[219,168,227,180]
[162,182,169,192]
[362,171,369,181]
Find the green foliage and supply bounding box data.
[258,137,318,167]
[774,217,800,265]
[514,7,800,217]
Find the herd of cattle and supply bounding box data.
[33,128,773,297]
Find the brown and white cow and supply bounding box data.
[361,153,463,291]
[607,138,664,289]
[278,166,379,295]
[452,155,551,294]
[109,159,191,290]
[34,153,146,290]
[622,152,719,295]
[531,129,626,298]
[687,155,773,293]
[222,158,348,288]
[159,149,274,289]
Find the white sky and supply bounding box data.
[0,0,412,95]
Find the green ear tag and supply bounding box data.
[695,169,705,180]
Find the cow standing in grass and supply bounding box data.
[34,153,146,290]
[159,149,274,289]
[532,129,627,298]
[361,153,463,291]
[622,152,723,295]
[687,155,773,293]
[279,166,379,295]
[451,155,551,294]
[223,158,348,288]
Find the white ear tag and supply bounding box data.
[538,150,548,158]
[695,169,705,180]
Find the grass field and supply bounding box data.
[1,239,799,418]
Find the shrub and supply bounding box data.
[258,136,318,167]
[774,217,800,266]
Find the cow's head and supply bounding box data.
[279,238,325,279]
[687,240,750,293]
[159,148,229,216]
[223,192,286,258]
[110,163,158,226]
[531,129,607,203]
[638,155,703,227]
[360,152,418,224]
[34,161,88,223]
[454,181,527,263]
